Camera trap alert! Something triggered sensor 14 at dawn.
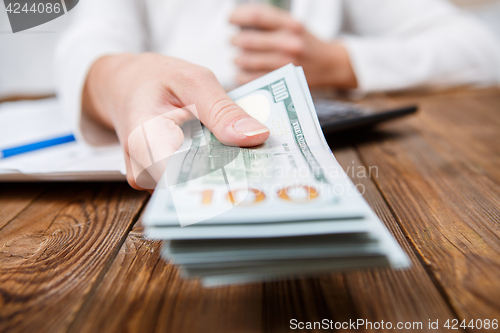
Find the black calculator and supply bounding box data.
[314,99,418,134]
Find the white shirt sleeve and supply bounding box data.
[341,0,500,93]
[55,0,146,147]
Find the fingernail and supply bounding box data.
[233,118,270,137]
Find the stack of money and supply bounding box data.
[143,64,410,287]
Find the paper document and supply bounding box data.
[0,98,126,181]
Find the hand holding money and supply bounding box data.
[143,64,410,286]
[82,53,270,190]
[230,4,358,88]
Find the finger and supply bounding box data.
[230,4,301,32]
[126,112,186,190]
[163,107,196,126]
[169,65,270,147]
[235,51,295,72]
[236,70,269,85]
[231,30,303,54]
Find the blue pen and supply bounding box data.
[0,134,76,159]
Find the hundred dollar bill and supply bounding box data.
[142,65,411,283]
[144,64,371,228]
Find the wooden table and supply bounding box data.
[1,88,499,332]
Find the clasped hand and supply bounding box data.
[230,4,357,89]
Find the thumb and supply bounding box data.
[175,67,270,147]
[202,97,271,147]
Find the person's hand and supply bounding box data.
[83,53,270,190]
[230,4,357,89]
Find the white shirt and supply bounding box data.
[55,0,500,146]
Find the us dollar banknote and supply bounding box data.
[144,65,372,229]
[142,65,410,285]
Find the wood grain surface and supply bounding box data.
[0,88,499,332]
[65,148,460,333]
[354,89,500,322]
[0,183,149,332]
